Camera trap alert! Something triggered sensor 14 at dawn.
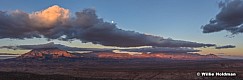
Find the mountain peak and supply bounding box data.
[17,48,75,59]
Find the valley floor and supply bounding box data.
[0,59,243,80]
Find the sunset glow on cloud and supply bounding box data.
[29,5,70,28]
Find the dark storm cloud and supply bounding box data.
[122,47,200,53]
[0,10,41,39]
[0,42,113,52]
[0,5,215,47]
[215,45,236,49]
[202,0,243,34]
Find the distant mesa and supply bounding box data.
[16,48,223,60]
[96,52,223,60]
[17,48,76,59]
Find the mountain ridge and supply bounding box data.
[17,48,76,59]
[15,48,223,60]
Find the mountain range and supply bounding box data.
[15,48,223,60]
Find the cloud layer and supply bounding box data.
[0,5,215,47]
[202,0,243,34]
[0,42,113,52]
[215,45,236,49]
[0,42,229,53]
[122,47,200,53]
[0,42,201,53]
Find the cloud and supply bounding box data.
[0,42,200,54]
[0,5,215,47]
[0,53,20,55]
[215,45,236,49]
[202,0,243,34]
[0,42,113,52]
[122,47,200,53]
[30,5,69,28]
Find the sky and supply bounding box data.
[0,0,242,57]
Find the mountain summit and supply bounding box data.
[17,48,75,59]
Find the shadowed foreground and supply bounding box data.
[0,58,243,80]
[0,71,120,80]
